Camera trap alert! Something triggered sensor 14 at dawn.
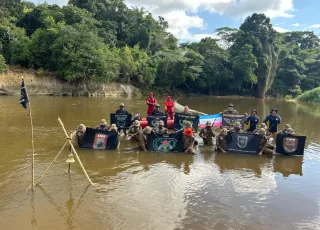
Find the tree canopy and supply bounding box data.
[0,0,319,98]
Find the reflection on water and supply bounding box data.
[0,96,320,229]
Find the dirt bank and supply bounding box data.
[0,67,141,97]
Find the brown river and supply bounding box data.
[1,96,320,230]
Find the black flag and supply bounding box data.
[78,128,119,150]
[147,115,168,128]
[222,114,246,129]
[174,113,199,132]
[19,79,29,109]
[110,113,132,129]
[276,135,307,156]
[227,132,260,155]
[146,131,184,152]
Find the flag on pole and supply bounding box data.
[19,79,29,109]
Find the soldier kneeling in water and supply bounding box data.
[216,128,228,153]
[257,128,275,156]
[278,124,292,136]
[71,124,87,147]
[128,120,142,141]
[252,123,267,134]
[183,128,196,154]
[138,126,152,152]
[199,121,216,144]
[153,120,168,134]
[230,122,244,133]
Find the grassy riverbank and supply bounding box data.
[297,87,320,103]
[0,67,141,97]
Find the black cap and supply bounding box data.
[270,108,277,113]
[228,103,234,107]
[251,109,257,114]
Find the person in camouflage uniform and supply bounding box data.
[153,120,168,134]
[283,128,296,137]
[252,123,267,134]
[257,128,275,156]
[199,121,216,144]
[137,126,152,152]
[216,128,228,153]
[222,103,239,115]
[230,122,244,133]
[96,119,109,131]
[278,124,292,136]
[128,120,142,141]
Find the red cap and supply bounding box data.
[149,92,154,95]
[167,96,171,100]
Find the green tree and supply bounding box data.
[0,54,7,73]
[232,13,278,97]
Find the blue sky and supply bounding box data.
[30,0,320,41]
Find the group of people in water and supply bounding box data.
[75,93,296,156]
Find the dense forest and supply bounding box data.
[0,0,319,98]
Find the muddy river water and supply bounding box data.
[0,96,320,230]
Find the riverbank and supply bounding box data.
[0,67,141,97]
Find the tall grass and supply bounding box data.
[297,87,320,103]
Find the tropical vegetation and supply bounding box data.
[0,0,319,98]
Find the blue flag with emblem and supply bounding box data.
[227,132,260,155]
[174,113,199,131]
[110,113,132,129]
[147,115,168,128]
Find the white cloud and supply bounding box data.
[306,24,320,29]
[273,26,289,33]
[126,0,295,40]
[290,23,300,27]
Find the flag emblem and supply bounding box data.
[283,137,298,153]
[93,134,108,149]
[237,135,248,148]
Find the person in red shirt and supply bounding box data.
[164,96,175,119]
[146,92,157,116]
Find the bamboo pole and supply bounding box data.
[34,141,68,187]
[23,80,35,188]
[57,117,95,186]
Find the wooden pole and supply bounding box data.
[23,79,35,189]
[34,141,68,187]
[57,117,95,186]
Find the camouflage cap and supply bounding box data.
[234,121,241,127]
[206,120,212,126]
[155,103,160,107]
[183,120,192,128]
[221,128,228,135]
[159,120,164,126]
[120,103,124,107]
[101,119,107,125]
[144,126,152,134]
[77,124,86,131]
[260,123,267,129]
[284,124,291,129]
[134,120,140,126]
[110,124,117,131]
[259,128,266,135]
[285,128,295,135]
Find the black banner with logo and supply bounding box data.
[147,115,168,128]
[146,131,184,152]
[79,128,119,150]
[110,113,132,129]
[222,114,246,129]
[227,132,260,155]
[174,113,199,132]
[276,135,306,156]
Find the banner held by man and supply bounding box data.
[174,113,199,131]
[199,114,222,128]
[276,135,306,156]
[147,115,168,128]
[79,128,119,150]
[110,113,132,129]
[227,132,260,155]
[146,131,184,152]
[222,114,246,129]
